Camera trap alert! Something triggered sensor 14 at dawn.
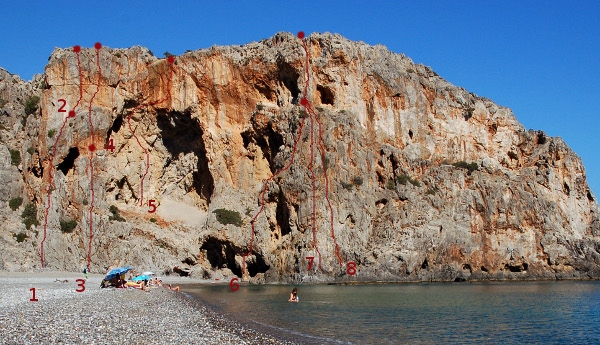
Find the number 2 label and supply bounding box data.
[57,99,66,112]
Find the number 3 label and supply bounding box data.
[76,279,85,292]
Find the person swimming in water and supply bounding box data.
[288,287,299,302]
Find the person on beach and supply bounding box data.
[83,266,89,280]
[168,283,180,292]
[288,287,299,302]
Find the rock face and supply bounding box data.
[1,32,599,282]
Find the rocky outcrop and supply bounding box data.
[1,32,598,283]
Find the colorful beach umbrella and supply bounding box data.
[105,266,134,280]
[132,275,151,281]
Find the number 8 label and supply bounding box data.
[347,262,357,275]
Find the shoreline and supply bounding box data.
[0,271,296,345]
[2,270,597,286]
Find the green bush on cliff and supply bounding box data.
[396,174,421,187]
[21,203,39,230]
[213,208,242,227]
[109,205,126,222]
[352,177,364,187]
[9,197,22,211]
[24,96,40,115]
[341,181,353,190]
[452,161,479,174]
[13,232,28,243]
[9,148,21,166]
[60,219,77,233]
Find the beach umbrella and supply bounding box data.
[105,266,134,280]
[132,275,151,281]
[141,271,155,276]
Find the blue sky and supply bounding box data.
[1,1,598,196]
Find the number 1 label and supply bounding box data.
[30,288,38,301]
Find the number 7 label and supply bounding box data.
[306,256,315,270]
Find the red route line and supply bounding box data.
[242,107,308,275]
[300,36,324,270]
[307,102,343,266]
[243,32,347,275]
[300,35,342,267]
[86,43,102,270]
[41,45,84,268]
[125,56,175,207]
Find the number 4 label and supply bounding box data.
[105,138,115,152]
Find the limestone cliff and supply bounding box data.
[1,32,599,283]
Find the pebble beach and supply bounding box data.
[0,272,296,345]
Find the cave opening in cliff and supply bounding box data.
[200,237,242,277]
[157,110,214,205]
[255,82,275,102]
[241,124,285,173]
[408,130,413,139]
[564,182,571,195]
[29,158,43,178]
[246,251,270,277]
[317,85,335,105]
[463,108,473,121]
[504,262,528,272]
[376,171,385,188]
[110,114,124,135]
[105,115,124,152]
[57,147,79,175]
[241,130,251,149]
[276,189,291,237]
[588,190,594,202]
[277,60,300,103]
[421,258,429,269]
[390,155,400,181]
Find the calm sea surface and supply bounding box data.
[182,281,600,344]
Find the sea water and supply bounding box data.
[183,281,600,344]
